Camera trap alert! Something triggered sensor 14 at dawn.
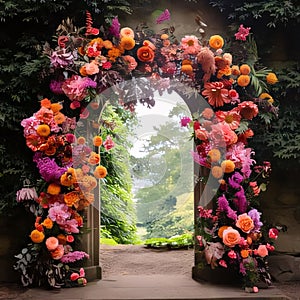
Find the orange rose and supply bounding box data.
[209,35,224,49]
[218,226,229,238]
[137,46,155,63]
[236,213,254,233]
[30,229,45,243]
[240,249,249,258]
[222,227,241,247]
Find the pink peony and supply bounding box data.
[256,245,268,257]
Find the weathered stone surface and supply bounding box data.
[269,254,300,282]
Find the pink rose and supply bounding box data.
[45,237,59,251]
[256,244,268,257]
[269,228,279,239]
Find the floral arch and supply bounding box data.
[15,10,280,293]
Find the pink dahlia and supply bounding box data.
[181,35,201,55]
[202,82,230,107]
[62,75,97,103]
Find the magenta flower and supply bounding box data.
[235,24,251,41]
[180,116,191,127]
[103,135,115,150]
[233,187,248,213]
[108,17,120,37]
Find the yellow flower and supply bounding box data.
[209,35,224,49]
[266,72,278,84]
[259,92,274,104]
[36,124,51,137]
[30,229,45,243]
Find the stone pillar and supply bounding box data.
[82,185,102,281]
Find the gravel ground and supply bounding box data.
[1,244,299,299]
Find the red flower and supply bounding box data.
[202,82,230,107]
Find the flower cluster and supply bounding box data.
[15,97,112,287]
[16,8,279,291]
[178,29,280,291]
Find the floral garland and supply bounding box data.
[15,9,280,291]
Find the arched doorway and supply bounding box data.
[76,77,213,281]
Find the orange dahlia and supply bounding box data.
[30,229,45,243]
[36,124,51,137]
[209,35,224,49]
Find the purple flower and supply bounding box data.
[108,17,120,37]
[50,80,64,94]
[33,154,68,182]
[235,24,251,41]
[239,262,247,275]
[248,209,263,232]
[233,187,248,213]
[218,195,237,220]
[60,251,89,263]
[228,172,243,189]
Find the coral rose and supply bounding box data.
[236,213,254,233]
[222,227,241,247]
[45,237,59,251]
[137,46,155,62]
[120,27,135,39]
[51,244,64,260]
[256,244,268,257]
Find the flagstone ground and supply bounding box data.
[0,244,299,299]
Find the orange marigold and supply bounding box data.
[221,160,235,173]
[209,35,224,49]
[88,152,100,165]
[64,191,80,207]
[47,183,61,195]
[50,103,63,113]
[94,165,107,179]
[237,74,251,87]
[208,149,221,163]
[181,64,193,74]
[239,64,251,75]
[36,124,51,137]
[40,98,52,108]
[266,72,278,84]
[60,168,77,186]
[211,165,223,179]
[120,36,135,50]
[259,92,274,104]
[93,135,103,147]
[30,229,45,243]
[42,218,53,229]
